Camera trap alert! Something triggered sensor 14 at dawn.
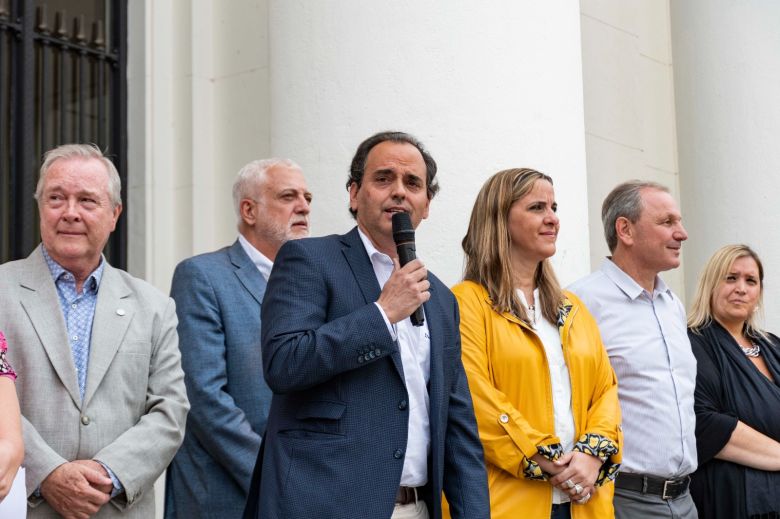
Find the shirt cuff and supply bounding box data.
[522,443,564,480]
[373,302,397,341]
[572,433,621,486]
[96,461,124,497]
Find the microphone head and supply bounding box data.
[392,212,415,244]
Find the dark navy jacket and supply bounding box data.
[244,228,489,519]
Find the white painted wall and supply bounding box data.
[671,0,780,329]
[127,0,271,291]
[579,0,685,296]
[269,0,592,287]
[129,5,593,516]
[127,2,272,516]
[123,2,706,517]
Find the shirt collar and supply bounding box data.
[599,257,672,300]
[41,246,105,292]
[357,227,393,265]
[237,234,274,281]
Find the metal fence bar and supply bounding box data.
[40,42,49,152]
[2,0,126,264]
[96,57,104,145]
[34,31,117,60]
[109,0,128,269]
[0,25,7,259]
[1,24,6,167]
[37,6,49,153]
[58,47,66,144]
[55,9,66,145]
[12,0,36,256]
[74,15,86,143]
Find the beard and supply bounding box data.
[260,217,308,247]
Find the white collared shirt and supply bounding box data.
[568,259,697,478]
[238,234,274,281]
[357,228,431,487]
[517,289,575,504]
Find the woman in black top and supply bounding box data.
[688,244,780,519]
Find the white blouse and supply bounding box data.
[517,289,575,504]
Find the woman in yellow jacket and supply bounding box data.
[451,169,621,519]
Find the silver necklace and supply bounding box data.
[740,341,761,358]
[527,304,536,325]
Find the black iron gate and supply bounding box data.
[0,0,127,268]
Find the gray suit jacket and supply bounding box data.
[0,246,190,518]
[165,240,272,518]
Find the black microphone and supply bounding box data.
[392,212,425,327]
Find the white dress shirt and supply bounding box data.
[358,228,431,487]
[517,289,575,504]
[238,234,274,281]
[568,259,697,478]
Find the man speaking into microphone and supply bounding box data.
[244,131,489,519]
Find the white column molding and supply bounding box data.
[672,0,780,328]
[268,0,591,286]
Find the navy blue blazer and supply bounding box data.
[244,228,489,519]
[165,240,272,518]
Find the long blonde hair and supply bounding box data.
[688,244,766,338]
[462,168,564,325]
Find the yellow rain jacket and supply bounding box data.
[448,281,622,519]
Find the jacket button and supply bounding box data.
[499,413,509,424]
[393,449,404,459]
[398,400,408,410]
[81,415,90,425]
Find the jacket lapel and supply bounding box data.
[83,264,133,407]
[340,228,382,304]
[340,228,405,378]
[229,240,267,305]
[18,248,82,408]
[422,285,441,396]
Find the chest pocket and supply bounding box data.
[292,400,346,435]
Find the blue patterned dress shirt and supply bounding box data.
[42,247,123,496]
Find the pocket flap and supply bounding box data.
[295,401,346,420]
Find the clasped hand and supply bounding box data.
[40,460,113,519]
[536,451,603,505]
[377,258,430,324]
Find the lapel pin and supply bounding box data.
[116,308,126,316]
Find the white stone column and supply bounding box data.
[580,0,684,295]
[672,1,780,327]
[127,0,271,291]
[268,0,592,286]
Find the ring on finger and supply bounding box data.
[564,479,575,489]
[574,483,584,494]
[578,492,591,504]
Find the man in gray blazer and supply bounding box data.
[0,144,190,518]
[164,159,311,518]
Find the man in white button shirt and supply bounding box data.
[569,180,698,519]
[165,159,312,519]
[243,131,489,519]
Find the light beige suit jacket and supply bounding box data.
[0,247,190,518]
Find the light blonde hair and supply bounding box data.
[688,244,766,338]
[462,168,563,325]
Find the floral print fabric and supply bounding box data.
[0,331,17,380]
